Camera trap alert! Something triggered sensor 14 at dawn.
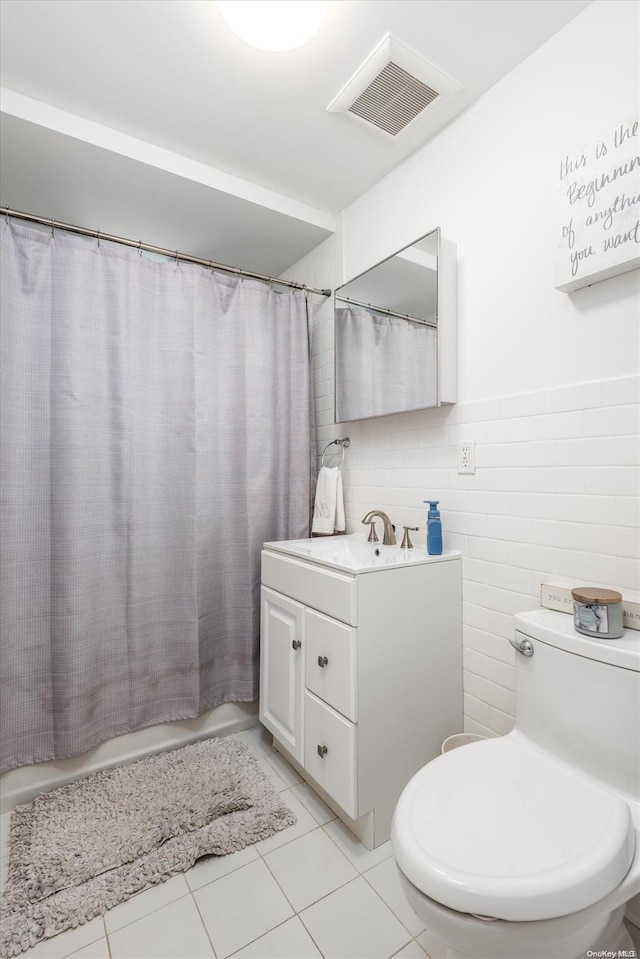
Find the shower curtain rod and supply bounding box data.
[334,294,436,328]
[2,207,332,298]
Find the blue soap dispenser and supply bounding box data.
[424,500,443,555]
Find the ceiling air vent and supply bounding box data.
[348,61,439,136]
[328,34,462,137]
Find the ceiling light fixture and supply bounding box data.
[217,1,327,52]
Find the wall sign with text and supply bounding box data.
[554,118,640,293]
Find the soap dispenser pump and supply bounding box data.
[424,500,443,555]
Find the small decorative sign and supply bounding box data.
[554,117,640,292]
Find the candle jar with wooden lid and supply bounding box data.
[571,587,623,639]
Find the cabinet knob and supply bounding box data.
[292,639,302,650]
[317,744,328,758]
[317,655,328,668]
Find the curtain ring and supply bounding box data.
[51,217,55,237]
[138,240,143,257]
[96,230,101,248]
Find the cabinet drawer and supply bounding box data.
[262,551,357,625]
[305,609,357,722]
[304,691,356,819]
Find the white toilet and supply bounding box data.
[391,608,640,959]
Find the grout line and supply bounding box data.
[295,909,327,959]
[189,888,218,959]
[258,851,301,914]
[360,867,421,942]
[59,918,109,959]
[259,847,373,942]
[100,887,192,939]
[389,940,429,959]
[222,916,298,959]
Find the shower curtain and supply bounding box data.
[0,218,314,773]
[335,305,437,421]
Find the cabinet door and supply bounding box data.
[259,587,304,764]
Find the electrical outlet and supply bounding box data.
[458,441,475,474]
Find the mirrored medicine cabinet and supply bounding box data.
[334,227,456,423]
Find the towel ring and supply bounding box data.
[321,437,350,468]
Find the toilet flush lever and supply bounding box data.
[509,636,534,657]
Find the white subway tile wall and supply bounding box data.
[281,241,640,739]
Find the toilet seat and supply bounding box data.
[391,736,635,922]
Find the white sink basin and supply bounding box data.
[263,533,459,574]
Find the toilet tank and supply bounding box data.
[513,609,639,801]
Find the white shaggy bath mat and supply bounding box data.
[0,736,296,957]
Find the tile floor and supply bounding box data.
[0,726,432,959]
[3,727,640,959]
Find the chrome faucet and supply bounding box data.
[361,510,396,546]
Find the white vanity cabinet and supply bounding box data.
[259,541,462,848]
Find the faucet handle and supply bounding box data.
[363,520,379,543]
[401,526,419,549]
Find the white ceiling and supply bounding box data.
[0,0,593,276]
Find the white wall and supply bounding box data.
[343,0,639,402]
[283,0,640,738]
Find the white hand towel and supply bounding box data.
[312,467,346,535]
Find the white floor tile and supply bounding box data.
[232,725,276,759]
[253,791,317,855]
[323,818,393,872]
[263,827,357,912]
[290,781,337,825]
[3,730,434,959]
[108,896,214,959]
[16,919,106,959]
[193,858,294,959]
[230,917,322,958]
[257,756,288,791]
[263,750,303,788]
[103,874,190,933]
[66,938,110,958]
[364,858,426,937]
[186,842,260,891]
[300,876,411,959]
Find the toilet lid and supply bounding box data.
[391,736,635,922]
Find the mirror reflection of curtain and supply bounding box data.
[0,218,313,773]
[335,306,437,421]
